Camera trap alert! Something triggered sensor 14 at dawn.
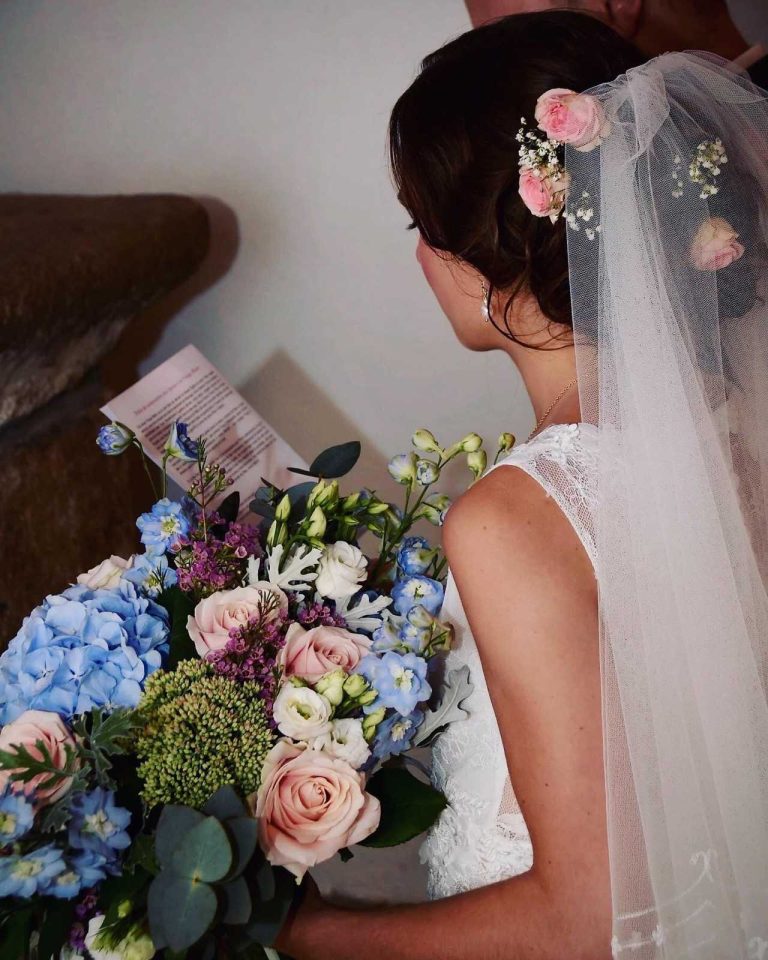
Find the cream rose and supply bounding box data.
[534,88,609,151]
[311,718,371,769]
[277,623,372,683]
[518,167,569,222]
[273,684,333,740]
[690,217,745,271]
[0,710,79,806]
[315,541,368,600]
[186,582,288,658]
[252,739,381,880]
[76,555,133,590]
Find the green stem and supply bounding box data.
[132,440,160,500]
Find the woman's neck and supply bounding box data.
[503,327,581,429]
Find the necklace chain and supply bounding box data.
[526,376,578,442]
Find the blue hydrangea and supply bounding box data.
[0,580,169,724]
[0,844,66,898]
[0,787,35,842]
[391,575,444,617]
[96,422,134,456]
[136,498,190,556]
[69,788,131,864]
[122,553,177,598]
[396,536,436,576]
[164,421,200,463]
[357,651,431,717]
[373,709,424,761]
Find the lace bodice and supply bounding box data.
[419,422,599,899]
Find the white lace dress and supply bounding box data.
[419,422,599,899]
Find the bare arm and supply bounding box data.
[277,466,611,960]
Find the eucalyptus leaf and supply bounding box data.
[225,816,260,878]
[155,805,205,869]
[157,586,198,669]
[308,441,361,479]
[360,767,447,848]
[243,868,300,947]
[223,876,253,925]
[171,816,233,882]
[249,486,276,521]
[249,850,276,902]
[217,491,241,524]
[203,784,247,822]
[147,871,171,949]
[160,874,218,952]
[413,664,474,747]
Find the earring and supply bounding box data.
[480,278,490,323]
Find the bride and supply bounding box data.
[277,11,768,959]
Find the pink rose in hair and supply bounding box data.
[519,167,569,222]
[252,740,380,880]
[690,217,745,271]
[277,623,372,683]
[534,88,609,151]
[0,710,79,806]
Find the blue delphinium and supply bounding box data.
[69,788,131,867]
[0,580,169,724]
[391,575,444,617]
[373,709,424,762]
[164,420,200,463]
[96,422,135,456]
[0,844,66,898]
[0,787,35,842]
[396,536,436,576]
[357,651,431,717]
[136,498,190,556]
[122,553,177,598]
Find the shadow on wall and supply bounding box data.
[102,195,241,395]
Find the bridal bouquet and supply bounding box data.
[0,418,510,960]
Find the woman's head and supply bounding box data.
[388,11,644,350]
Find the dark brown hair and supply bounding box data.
[388,11,644,345]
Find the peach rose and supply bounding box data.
[187,582,288,658]
[518,167,569,222]
[534,88,609,151]
[277,623,372,683]
[252,740,380,880]
[0,710,79,806]
[690,217,745,271]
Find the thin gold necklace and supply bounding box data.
[526,376,578,442]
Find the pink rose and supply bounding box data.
[252,740,380,880]
[534,88,609,151]
[0,710,79,806]
[277,623,372,683]
[518,167,569,222]
[187,582,288,658]
[690,217,745,271]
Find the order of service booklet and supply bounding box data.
[101,344,305,515]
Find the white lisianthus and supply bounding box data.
[315,542,367,601]
[311,718,371,769]
[273,685,334,740]
[84,915,155,960]
[76,555,133,590]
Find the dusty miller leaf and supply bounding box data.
[413,664,474,747]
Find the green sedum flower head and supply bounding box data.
[135,660,274,809]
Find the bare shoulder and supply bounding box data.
[442,464,609,929]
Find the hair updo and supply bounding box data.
[388,11,644,345]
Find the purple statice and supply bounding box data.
[174,513,262,597]
[294,600,347,629]
[206,614,287,719]
[69,890,99,951]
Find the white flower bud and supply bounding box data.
[412,428,441,453]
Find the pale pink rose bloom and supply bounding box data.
[534,87,609,151]
[0,710,79,806]
[690,217,745,271]
[277,623,372,683]
[252,740,380,881]
[76,555,133,590]
[187,582,288,658]
[518,168,569,222]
